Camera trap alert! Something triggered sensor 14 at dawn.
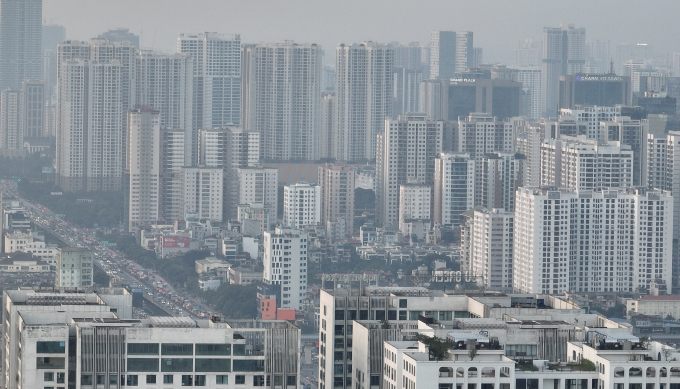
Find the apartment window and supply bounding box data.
[127,358,159,372]
[195,359,231,372]
[216,375,229,384]
[126,375,139,386]
[109,375,117,385]
[233,360,264,372]
[44,372,54,381]
[37,341,65,353]
[233,344,246,356]
[146,375,156,384]
[195,344,231,355]
[161,358,193,372]
[181,375,193,386]
[195,375,206,386]
[163,375,173,384]
[254,375,265,386]
[235,375,246,384]
[56,373,65,384]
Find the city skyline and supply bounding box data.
[43,0,680,65]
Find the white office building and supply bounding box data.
[376,114,443,227]
[540,137,633,190]
[263,227,308,310]
[182,167,224,222]
[334,42,394,161]
[433,153,475,227]
[238,167,278,221]
[283,183,320,229]
[55,247,93,288]
[2,288,300,389]
[514,187,673,294]
[128,108,161,232]
[242,41,322,161]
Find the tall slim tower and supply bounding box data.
[136,50,193,165]
[542,25,585,117]
[242,41,322,161]
[127,108,160,232]
[56,59,122,191]
[334,42,394,161]
[429,31,473,80]
[0,0,42,90]
[178,32,241,163]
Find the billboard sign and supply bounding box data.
[163,236,191,248]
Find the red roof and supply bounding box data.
[640,295,680,301]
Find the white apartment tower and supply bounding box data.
[465,208,514,292]
[456,113,515,159]
[56,59,123,191]
[516,125,543,187]
[429,31,473,80]
[317,163,355,236]
[398,183,431,235]
[512,66,542,119]
[0,89,21,152]
[540,137,633,190]
[559,105,620,140]
[283,183,321,229]
[600,116,649,186]
[542,25,586,117]
[433,153,475,227]
[136,50,193,165]
[513,187,673,294]
[55,247,93,288]
[376,114,443,227]
[238,167,279,223]
[177,33,241,149]
[127,108,161,232]
[182,167,224,221]
[320,93,335,160]
[263,227,308,310]
[160,129,186,222]
[334,42,394,161]
[480,152,525,212]
[0,0,42,90]
[199,128,260,220]
[242,41,322,161]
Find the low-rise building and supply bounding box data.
[626,295,680,320]
[195,257,231,274]
[229,267,263,285]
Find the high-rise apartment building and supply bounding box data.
[0,89,22,154]
[392,67,422,117]
[419,79,447,121]
[398,183,431,238]
[21,79,44,138]
[0,0,42,90]
[199,128,260,220]
[136,50,193,165]
[479,152,525,212]
[514,38,541,67]
[456,113,514,159]
[433,153,475,227]
[178,32,241,160]
[283,183,321,229]
[242,41,322,161]
[601,116,650,186]
[317,163,355,236]
[263,227,308,310]
[542,25,586,117]
[334,42,394,161]
[516,124,543,187]
[182,167,224,222]
[375,114,443,227]
[127,108,161,232]
[540,137,633,190]
[461,208,514,292]
[514,187,673,294]
[42,24,65,100]
[55,247,93,288]
[558,105,620,140]
[513,66,542,119]
[320,94,335,159]
[159,129,186,222]
[237,167,279,224]
[429,31,473,80]
[56,59,123,191]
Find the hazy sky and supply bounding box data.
[44,0,680,65]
